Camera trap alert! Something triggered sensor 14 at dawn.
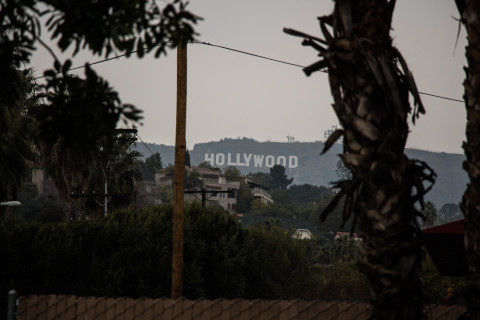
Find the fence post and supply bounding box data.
[7,290,17,320]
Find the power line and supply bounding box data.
[191,40,306,68]
[33,51,140,81]
[135,130,168,169]
[29,40,464,104]
[191,41,464,104]
[418,92,463,103]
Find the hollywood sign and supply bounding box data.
[204,153,298,169]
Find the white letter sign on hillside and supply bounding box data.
[204,153,298,169]
[215,153,225,166]
[265,155,275,167]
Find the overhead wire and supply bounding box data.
[191,40,306,68]
[27,39,464,104]
[190,41,464,104]
[135,130,169,169]
[32,51,138,81]
[416,92,463,103]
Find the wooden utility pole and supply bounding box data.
[171,38,187,299]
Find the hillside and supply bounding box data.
[135,138,468,208]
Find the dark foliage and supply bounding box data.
[1,0,199,216]
[0,204,321,300]
[287,184,333,206]
[268,165,293,189]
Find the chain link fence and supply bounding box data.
[7,293,466,320]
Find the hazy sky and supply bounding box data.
[30,0,467,154]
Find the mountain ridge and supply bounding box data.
[135,138,467,208]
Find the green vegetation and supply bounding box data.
[145,152,163,174]
[0,204,319,300]
[1,0,199,218]
[1,1,472,316]
[420,201,438,229]
[438,203,462,224]
[236,165,347,234]
[235,181,254,213]
[0,204,462,303]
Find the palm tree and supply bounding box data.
[455,0,480,317]
[93,134,143,213]
[33,64,142,219]
[285,0,435,318]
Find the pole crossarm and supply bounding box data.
[184,188,235,207]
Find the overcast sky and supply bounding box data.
[29,0,467,154]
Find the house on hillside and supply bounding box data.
[245,179,273,205]
[194,167,240,213]
[17,163,61,205]
[292,228,314,240]
[135,161,161,206]
[155,166,240,213]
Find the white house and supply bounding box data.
[292,228,314,240]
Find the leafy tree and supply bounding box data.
[145,152,162,174]
[163,164,175,180]
[420,201,437,229]
[270,189,291,205]
[262,217,283,230]
[249,203,294,218]
[0,203,326,301]
[287,184,332,206]
[197,161,220,171]
[0,69,35,210]
[438,203,461,224]
[316,236,361,265]
[251,199,269,211]
[286,1,435,317]
[161,164,203,191]
[185,203,247,298]
[236,181,254,213]
[224,166,242,182]
[420,253,466,304]
[269,165,293,189]
[101,135,143,212]
[32,67,144,218]
[1,0,199,217]
[157,185,173,204]
[246,171,272,188]
[0,0,198,68]
[16,187,65,222]
[320,261,370,301]
[185,169,203,190]
[306,195,350,233]
[244,225,319,299]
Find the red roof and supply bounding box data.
[423,219,465,234]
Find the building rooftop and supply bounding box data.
[423,219,467,276]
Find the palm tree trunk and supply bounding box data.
[286,0,435,318]
[457,1,480,318]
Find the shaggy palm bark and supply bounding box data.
[286,0,435,318]
[456,1,480,318]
